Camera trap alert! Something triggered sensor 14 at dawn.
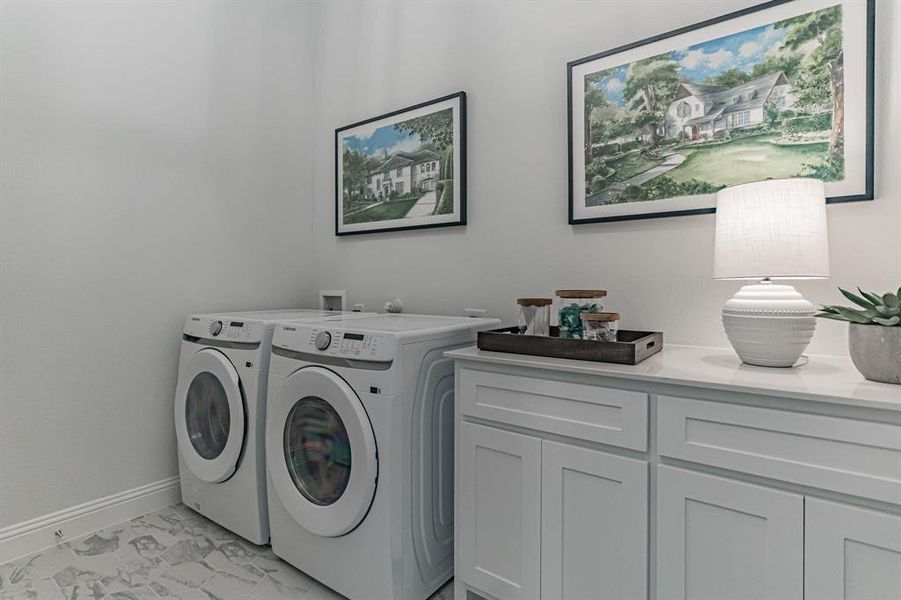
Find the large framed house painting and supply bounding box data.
[336,92,466,235]
[567,0,874,224]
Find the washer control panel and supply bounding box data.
[273,324,397,363]
[184,316,263,343]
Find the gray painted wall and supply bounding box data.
[0,1,317,526]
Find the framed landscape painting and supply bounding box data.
[567,0,874,224]
[336,92,466,235]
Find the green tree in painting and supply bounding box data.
[749,50,803,81]
[776,5,843,162]
[765,101,781,128]
[702,57,805,89]
[395,108,454,151]
[623,53,680,148]
[608,116,638,144]
[342,146,369,200]
[440,145,453,180]
[584,72,610,163]
[704,68,752,88]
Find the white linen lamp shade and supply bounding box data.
[715,178,830,280]
[714,178,830,367]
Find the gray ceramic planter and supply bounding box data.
[849,323,901,385]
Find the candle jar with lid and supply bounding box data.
[581,312,620,342]
[555,290,607,339]
[516,298,552,336]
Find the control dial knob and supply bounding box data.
[209,320,223,336]
[314,331,332,351]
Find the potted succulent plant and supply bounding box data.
[817,287,901,384]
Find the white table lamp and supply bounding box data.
[714,178,830,367]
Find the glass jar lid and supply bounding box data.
[517,297,553,306]
[556,289,607,299]
[581,311,620,321]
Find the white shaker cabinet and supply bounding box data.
[656,466,803,600]
[449,346,901,600]
[805,498,901,600]
[541,441,648,600]
[457,422,541,600]
[456,423,648,600]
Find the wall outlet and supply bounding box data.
[465,308,487,318]
[319,290,346,312]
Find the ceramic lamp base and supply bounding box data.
[722,282,816,368]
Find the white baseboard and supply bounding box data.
[0,476,181,564]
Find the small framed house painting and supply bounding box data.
[336,92,466,236]
[567,0,874,224]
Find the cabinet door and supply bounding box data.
[657,466,803,600]
[806,498,901,600]
[457,422,541,599]
[541,441,648,600]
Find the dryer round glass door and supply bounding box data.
[175,348,246,483]
[267,366,377,537]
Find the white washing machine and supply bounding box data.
[265,314,500,599]
[174,309,370,545]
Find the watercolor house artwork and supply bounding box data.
[336,93,465,235]
[667,71,795,141]
[568,1,873,224]
[365,148,441,199]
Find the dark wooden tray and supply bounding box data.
[477,326,663,365]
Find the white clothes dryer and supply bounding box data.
[265,314,499,599]
[174,309,369,545]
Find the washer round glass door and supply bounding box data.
[186,372,231,460]
[175,348,246,483]
[284,397,352,506]
[267,366,377,537]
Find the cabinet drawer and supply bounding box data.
[659,396,901,505]
[459,368,648,451]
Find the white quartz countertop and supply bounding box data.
[446,345,901,413]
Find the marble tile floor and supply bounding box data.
[0,504,454,600]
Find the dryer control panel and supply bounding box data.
[183,316,264,344]
[273,324,398,363]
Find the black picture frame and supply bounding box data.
[335,91,467,236]
[567,0,875,225]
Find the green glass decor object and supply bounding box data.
[559,302,600,339]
